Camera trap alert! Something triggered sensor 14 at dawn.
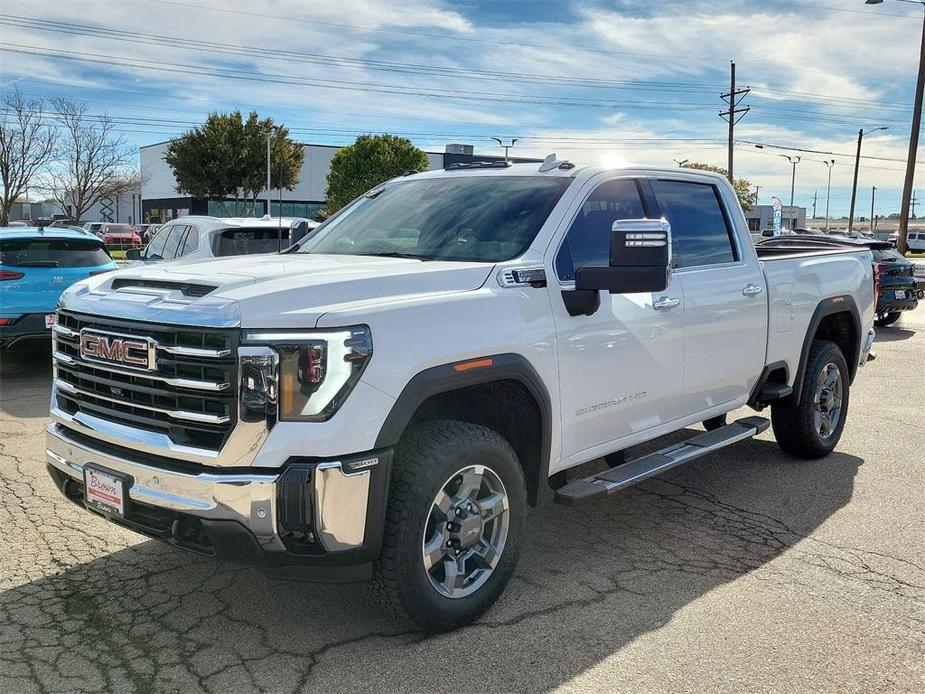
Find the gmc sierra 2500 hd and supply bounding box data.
[46,158,876,632]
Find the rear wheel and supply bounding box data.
[771,339,849,459]
[874,312,902,327]
[371,420,526,632]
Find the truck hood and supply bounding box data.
[59,253,495,328]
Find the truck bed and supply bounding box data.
[759,243,874,388]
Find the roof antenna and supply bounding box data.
[538,153,559,172]
[492,137,518,164]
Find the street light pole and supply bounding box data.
[848,125,888,234]
[867,0,925,253]
[871,186,877,233]
[780,154,801,209]
[823,159,835,230]
[265,130,272,218]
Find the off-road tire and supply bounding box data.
[874,312,901,327]
[370,419,527,632]
[771,339,849,459]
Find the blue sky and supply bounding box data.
[2,0,924,219]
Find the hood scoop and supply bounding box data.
[110,278,217,298]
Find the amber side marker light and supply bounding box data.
[453,358,494,373]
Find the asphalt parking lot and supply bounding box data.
[1,312,923,694]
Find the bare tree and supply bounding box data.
[0,89,57,225]
[45,98,139,223]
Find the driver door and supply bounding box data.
[548,177,686,467]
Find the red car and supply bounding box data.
[100,224,142,248]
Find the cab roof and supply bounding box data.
[165,216,319,229]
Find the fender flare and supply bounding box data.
[374,353,553,504]
[790,295,861,404]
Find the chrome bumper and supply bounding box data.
[45,422,371,553]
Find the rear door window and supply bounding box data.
[215,227,287,257]
[0,238,111,267]
[161,225,188,259]
[650,179,738,268]
[178,226,199,256]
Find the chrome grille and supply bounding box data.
[53,311,238,451]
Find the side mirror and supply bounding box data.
[289,220,312,245]
[575,219,671,294]
[125,248,141,260]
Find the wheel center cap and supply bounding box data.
[450,508,483,549]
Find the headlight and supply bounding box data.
[242,326,372,421]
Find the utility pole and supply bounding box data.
[823,159,835,230]
[848,129,863,234]
[754,184,761,206]
[913,190,918,219]
[848,125,888,234]
[492,137,518,163]
[811,190,818,219]
[871,186,877,233]
[867,0,924,249]
[719,61,750,183]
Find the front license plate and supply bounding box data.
[44,313,56,328]
[895,290,906,299]
[84,465,127,516]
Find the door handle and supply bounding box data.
[742,284,764,297]
[653,296,681,310]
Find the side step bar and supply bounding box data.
[554,416,770,506]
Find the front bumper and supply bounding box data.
[46,421,392,581]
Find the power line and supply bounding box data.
[0,15,723,95]
[2,14,917,120]
[0,43,722,111]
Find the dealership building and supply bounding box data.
[139,141,540,223]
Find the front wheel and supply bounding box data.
[874,312,902,327]
[771,339,849,459]
[371,420,526,632]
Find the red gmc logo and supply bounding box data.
[79,331,153,369]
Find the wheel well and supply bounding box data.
[813,311,858,379]
[406,380,545,506]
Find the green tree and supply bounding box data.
[681,162,755,212]
[164,111,303,214]
[324,134,429,215]
[240,112,304,206]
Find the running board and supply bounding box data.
[554,416,770,506]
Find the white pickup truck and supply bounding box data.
[46,159,876,632]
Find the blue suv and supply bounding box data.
[0,227,118,348]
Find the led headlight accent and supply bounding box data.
[243,327,372,422]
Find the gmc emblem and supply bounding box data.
[79,330,154,370]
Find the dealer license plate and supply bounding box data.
[895,290,906,300]
[84,465,126,516]
[45,313,56,328]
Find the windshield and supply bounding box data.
[0,238,111,267]
[103,224,133,234]
[298,175,572,262]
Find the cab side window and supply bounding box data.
[555,179,646,281]
[650,179,738,268]
[178,226,199,256]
